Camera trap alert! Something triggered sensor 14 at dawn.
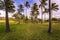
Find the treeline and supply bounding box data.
[12,0,59,24]
[0,0,59,33]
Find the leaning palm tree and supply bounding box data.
[39,0,47,24]
[0,0,15,32]
[25,1,30,18]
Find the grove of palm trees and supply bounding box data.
[0,0,60,40]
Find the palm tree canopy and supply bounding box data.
[18,4,24,13]
[18,9,22,15]
[0,0,15,13]
[39,0,47,8]
[25,1,30,8]
[51,3,59,11]
[43,8,49,13]
[0,0,5,9]
[31,3,39,18]
[31,3,38,11]
[43,3,59,13]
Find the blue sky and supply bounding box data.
[13,0,35,9]
[13,0,34,5]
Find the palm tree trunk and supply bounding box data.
[18,21,20,24]
[44,14,46,23]
[5,9,10,32]
[26,9,27,17]
[41,7,43,24]
[26,8,27,20]
[48,0,52,33]
[4,0,10,32]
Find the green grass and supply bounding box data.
[0,22,60,40]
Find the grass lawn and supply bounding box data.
[0,22,60,40]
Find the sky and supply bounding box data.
[0,0,60,19]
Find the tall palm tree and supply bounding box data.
[39,0,47,24]
[48,3,59,33]
[48,0,52,33]
[18,4,24,14]
[43,2,59,33]
[5,0,15,32]
[17,4,24,24]
[0,0,15,32]
[31,3,39,23]
[25,1,30,18]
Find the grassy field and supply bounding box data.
[0,22,60,40]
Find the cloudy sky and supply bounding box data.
[0,0,60,19]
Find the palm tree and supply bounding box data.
[13,13,20,24]
[42,2,59,33]
[18,4,24,14]
[39,0,47,24]
[48,2,59,33]
[17,4,24,24]
[43,3,59,15]
[0,0,15,32]
[31,3,39,23]
[5,0,15,32]
[48,0,52,33]
[25,1,30,19]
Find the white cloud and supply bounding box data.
[0,10,5,17]
[0,10,14,17]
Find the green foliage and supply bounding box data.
[13,13,26,24]
[0,0,5,9]
[13,13,20,23]
[25,1,30,8]
[51,3,59,11]
[52,18,58,21]
[39,0,47,8]
[43,3,59,13]
[0,0,15,12]
[18,4,24,13]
